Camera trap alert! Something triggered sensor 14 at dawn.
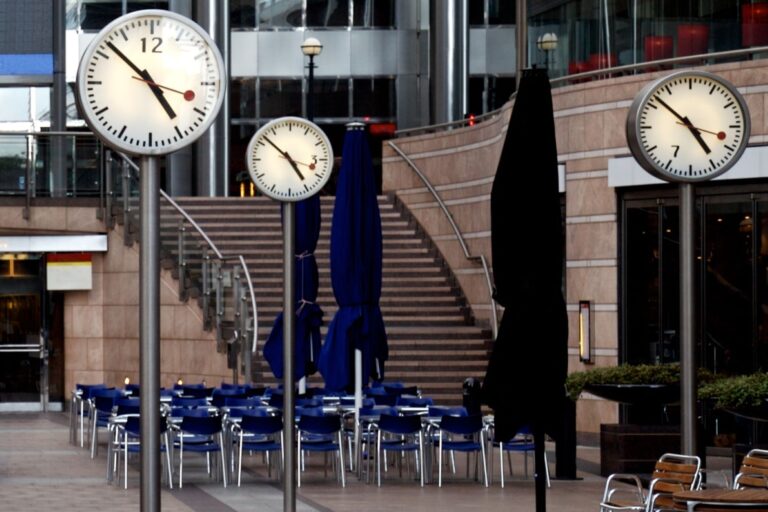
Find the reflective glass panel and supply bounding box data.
[314,78,349,118]
[352,78,394,118]
[259,79,302,118]
[259,0,303,28]
[353,0,394,27]
[307,0,349,27]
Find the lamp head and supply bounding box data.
[301,37,323,56]
[537,32,558,51]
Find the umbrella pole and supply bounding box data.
[354,349,362,475]
[534,426,547,512]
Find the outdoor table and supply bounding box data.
[673,488,768,511]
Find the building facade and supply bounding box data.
[1,0,767,445]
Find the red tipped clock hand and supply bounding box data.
[131,76,195,101]
[262,136,305,180]
[675,122,726,140]
[106,42,177,120]
[278,154,316,170]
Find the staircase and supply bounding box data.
[166,195,491,406]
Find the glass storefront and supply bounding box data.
[622,185,768,374]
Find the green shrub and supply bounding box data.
[699,373,768,410]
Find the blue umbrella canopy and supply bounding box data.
[318,126,387,392]
[263,195,324,381]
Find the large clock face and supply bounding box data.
[76,10,225,156]
[627,71,750,183]
[247,117,334,202]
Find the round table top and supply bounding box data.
[674,488,768,505]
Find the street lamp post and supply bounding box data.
[536,32,559,70]
[301,37,323,122]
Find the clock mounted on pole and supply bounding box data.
[76,10,226,511]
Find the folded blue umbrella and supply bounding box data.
[319,126,387,391]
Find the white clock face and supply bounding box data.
[627,71,750,183]
[247,117,334,202]
[76,10,225,156]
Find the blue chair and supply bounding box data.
[297,414,346,487]
[176,415,227,488]
[223,396,264,409]
[90,388,124,458]
[491,426,550,488]
[70,383,108,446]
[113,416,173,489]
[428,406,468,417]
[376,413,425,486]
[171,396,209,409]
[435,414,488,487]
[182,386,214,399]
[233,412,284,486]
[397,396,434,408]
[384,385,419,396]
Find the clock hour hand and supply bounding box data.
[263,136,305,180]
[106,42,177,120]
[654,96,711,154]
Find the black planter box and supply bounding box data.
[600,424,681,477]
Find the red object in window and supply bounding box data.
[588,53,617,70]
[568,61,593,83]
[467,114,476,127]
[644,35,674,61]
[742,3,768,47]
[368,122,396,137]
[676,23,709,56]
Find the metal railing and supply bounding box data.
[0,131,103,218]
[395,45,768,138]
[386,141,498,340]
[106,152,258,383]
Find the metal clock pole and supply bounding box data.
[139,156,161,512]
[283,201,296,512]
[680,182,696,455]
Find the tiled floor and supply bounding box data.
[0,412,629,511]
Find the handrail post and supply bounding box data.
[177,220,187,301]
[201,248,211,330]
[215,260,224,351]
[23,134,33,220]
[231,266,242,385]
[122,159,132,246]
[104,149,113,227]
[239,284,251,384]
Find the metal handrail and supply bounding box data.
[395,45,768,138]
[114,152,259,378]
[386,140,498,339]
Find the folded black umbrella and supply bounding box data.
[482,67,568,444]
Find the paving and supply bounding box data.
[0,412,679,512]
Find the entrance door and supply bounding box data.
[0,254,58,411]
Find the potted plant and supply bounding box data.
[565,363,683,405]
[699,372,768,421]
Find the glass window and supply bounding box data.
[468,76,486,115]
[307,0,349,27]
[0,88,30,121]
[232,0,257,29]
[79,1,169,30]
[352,78,394,119]
[469,0,485,26]
[314,78,349,118]
[487,76,515,110]
[231,78,256,120]
[258,0,303,28]
[259,79,302,118]
[353,0,394,27]
[488,0,514,25]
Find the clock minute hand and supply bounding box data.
[106,42,177,120]
[263,136,305,180]
[654,96,711,154]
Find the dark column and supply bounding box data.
[429,0,468,124]
[51,0,66,197]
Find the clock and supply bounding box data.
[75,10,225,156]
[246,117,334,202]
[626,70,750,183]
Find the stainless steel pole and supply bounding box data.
[516,0,528,87]
[680,182,696,455]
[283,201,296,512]
[140,156,161,512]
